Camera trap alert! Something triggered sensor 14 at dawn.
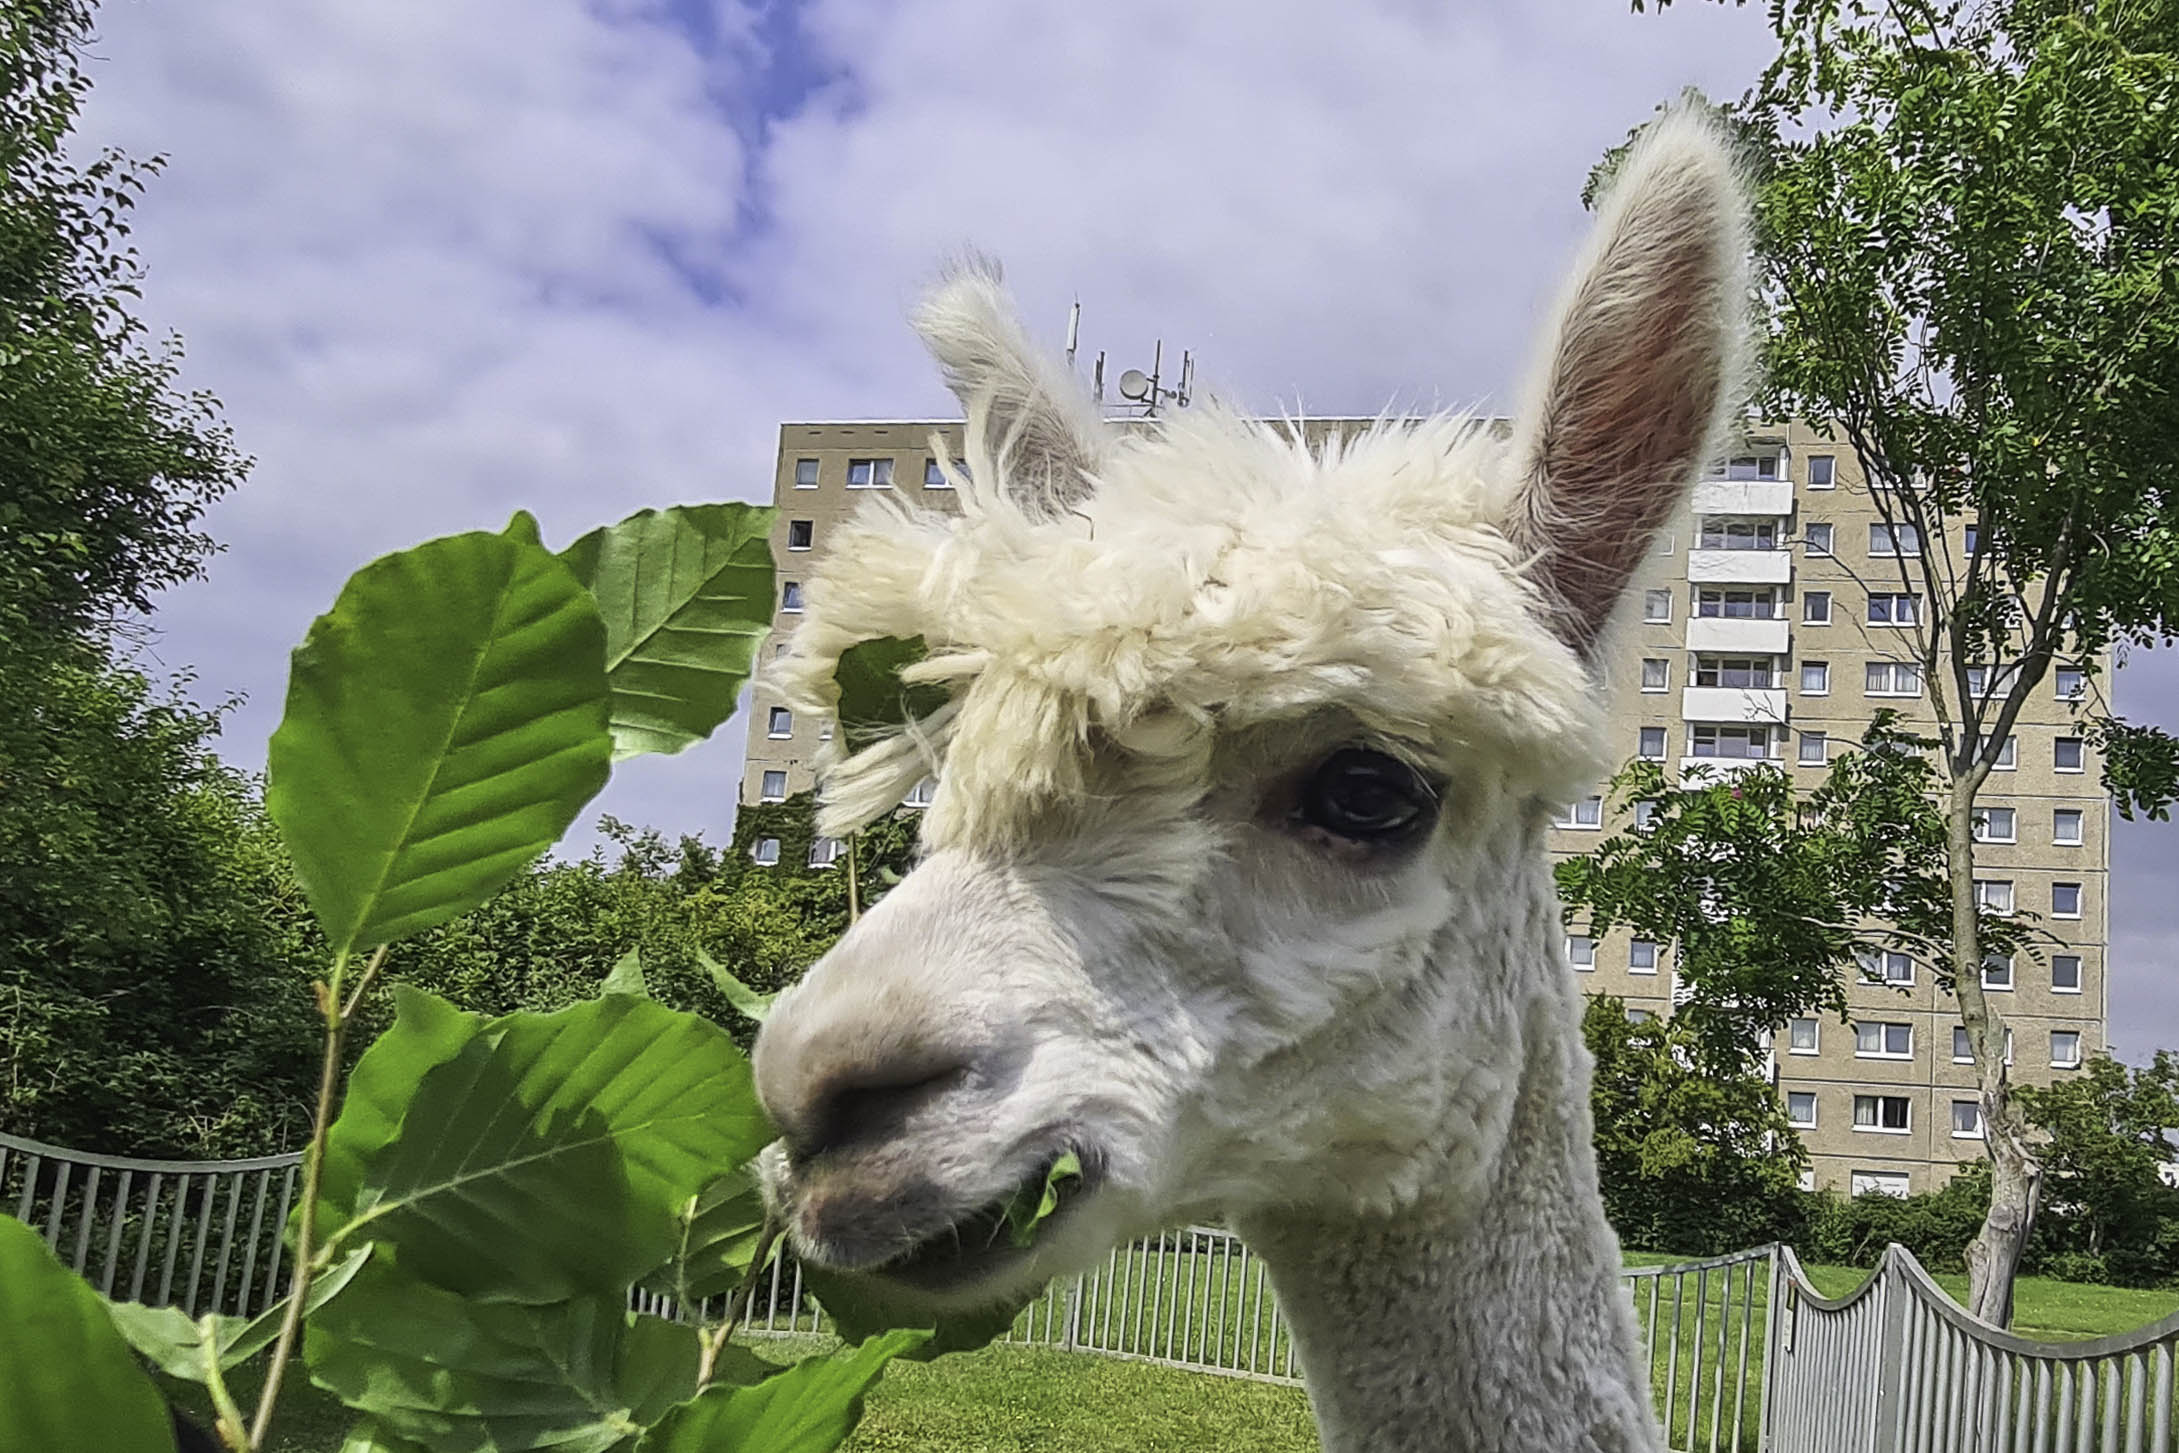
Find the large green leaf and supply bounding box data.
[104,1247,371,1382]
[600,946,650,999]
[0,1216,176,1453]
[799,1262,1025,1361]
[339,1422,434,1453]
[331,994,774,1301]
[635,1330,927,1453]
[267,529,614,957]
[833,636,946,741]
[639,1166,770,1306]
[305,1256,691,1453]
[694,946,775,1025]
[559,504,776,761]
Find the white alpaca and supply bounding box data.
[753,112,1750,1453]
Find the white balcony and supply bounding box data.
[1685,616,1792,655]
[1693,480,1795,517]
[1679,755,1779,781]
[1681,686,1789,723]
[1688,549,1793,585]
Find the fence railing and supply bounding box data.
[1767,1242,2179,1453]
[16,1128,2179,1453]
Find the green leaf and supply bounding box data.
[636,1329,928,1453]
[800,1262,1026,1360]
[267,529,614,956]
[1000,1151,1081,1249]
[602,945,650,999]
[502,510,545,547]
[640,1166,770,1305]
[332,993,774,1301]
[304,1255,675,1453]
[833,636,947,739]
[0,1215,177,1453]
[695,945,776,1025]
[616,1314,703,1425]
[104,1247,371,1382]
[338,1421,433,1453]
[559,504,776,761]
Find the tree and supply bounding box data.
[2017,1052,2179,1286]
[1583,996,1807,1256]
[1622,0,2179,1324]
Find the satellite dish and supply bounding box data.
[1117,368,1151,401]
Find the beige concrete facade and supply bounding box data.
[741,416,2109,1194]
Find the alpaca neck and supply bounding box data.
[1235,950,1659,1451]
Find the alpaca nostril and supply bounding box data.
[794,1059,973,1160]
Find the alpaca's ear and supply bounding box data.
[913,255,1108,517]
[1508,110,1753,656]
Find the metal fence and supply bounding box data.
[0,1129,302,1319]
[1768,1243,2179,1453]
[17,1128,2179,1453]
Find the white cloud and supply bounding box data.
[75,0,2179,1051]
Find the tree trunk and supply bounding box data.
[1947,777,2041,1326]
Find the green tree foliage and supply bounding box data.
[2017,1053,2179,1286]
[0,0,248,645]
[1582,997,1806,1256]
[1617,0,2179,1323]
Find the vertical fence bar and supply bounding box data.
[128,1170,163,1302]
[97,1169,132,1296]
[2149,1343,2170,1453]
[14,1153,38,1222]
[236,1169,272,1314]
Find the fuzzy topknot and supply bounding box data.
[769,405,1603,847]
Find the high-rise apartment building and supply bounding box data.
[741,416,2109,1194]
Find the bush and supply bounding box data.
[1798,1165,1991,1272]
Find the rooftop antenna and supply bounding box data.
[1093,351,1106,404]
[1116,338,1194,416]
[1065,300,1081,371]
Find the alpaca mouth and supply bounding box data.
[868,1150,1097,1293]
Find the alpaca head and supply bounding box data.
[752,112,1750,1314]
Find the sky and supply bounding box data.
[70,0,2179,1057]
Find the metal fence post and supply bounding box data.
[1063,1274,1083,1351]
[1759,1244,1785,1453]
[1869,1249,1911,1453]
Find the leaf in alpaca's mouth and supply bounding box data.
[999,1151,1083,1250]
[832,635,948,740]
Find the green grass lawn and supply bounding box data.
[172,1258,2179,1453]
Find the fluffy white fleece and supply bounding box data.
[771,406,1599,847]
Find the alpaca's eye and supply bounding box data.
[1298,749,1437,843]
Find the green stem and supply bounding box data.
[696,1216,784,1387]
[247,943,384,1447]
[200,1315,249,1452]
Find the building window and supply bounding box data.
[1799,731,1828,766]
[1633,799,1660,832]
[1553,797,1605,829]
[1641,658,1670,692]
[1638,726,1667,760]
[1867,593,1920,626]
[2054,736,2085,772]
[1951,1100,1983,1139]
[1971,806,2016,843]
[924,457,955,489]
[1715,453,1782,480]
[807,836,844,869]
[1857,949,1913,986]
[1643,589,1672,623]
[1808,454,1836,488]
[780,581,804,613]
[767,707,793,738]
[1800,660,1830,695]
[1869,521,1922,556]
[1787,1091,1818,1128]
[1852,1169,1912,1198]
[1974,879,2015,914]
[1802,591,1833,625]
[846,457,895,489]
[1690,724,1772,760]
[2055,665,2086,700]
[1978,734,2018,770]
[1629,939,1658,972]
[1697,588,1780,619]
[902,776,935,808]
[1964,523,1980,554]
[1853,1095,1911,1132]
[1626,1007,1655,1022]
[1865,661,1923,697]
[1953,1026,2014,1064]
[1787,1018,1819,1054]
[1566,935,1597,969]
[1693,656,1776,688]
[1854,1022,1914,1059]
[1982,953,2014,991]
[2053,809,2084,846]
[2053,955,2083,992]
[793,457,819,488]
[1806,522,1834,556]
[2052,882,2083,919]
[1700,517,1779,551]
[787,519,814,551]
[2051,1031,2083,1068]
[759,771,787,802]
[750,837,781,866]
